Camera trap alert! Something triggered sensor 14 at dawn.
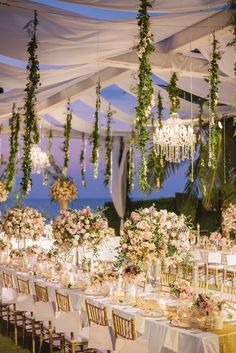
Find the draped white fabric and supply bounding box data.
[0,0,234,135]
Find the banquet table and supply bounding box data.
[1,265,236,353]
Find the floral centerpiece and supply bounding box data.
[119,206,191,266]
[194,294,224,317]
[222,203,236,237]
[0,181,9,202]
[52,207,110,253]
[1,207,45,241]
[122,264,145,284]
[170,279,193,300]
[209,231,222,243]
[0,238,8,251]
[50,177,77,210]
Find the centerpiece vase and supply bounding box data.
[213,311,223,330]
[59,199,68,211]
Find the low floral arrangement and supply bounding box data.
[50,177,77,201]
[222,203,236,236]
[194,294,225,317]
[1,207,45,240]
[9,249,24,259]
[0,238,8,251]
[209,231,222,243]
[0,181,9,202]
[169,279,193,300]
[9,246,40,260]
[52,207,110,253]
[91,270,106,285]
[119,206,191,266]
[204,232,231,248]
[122,264,145,284]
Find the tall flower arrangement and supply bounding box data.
[205,33,221,169]
[119,206,191,267]
[91,80,101,179]
[1,207,45,241]
[52,207,110,253]
[135,0,155,192]
[104,104,113,186]
[6,104,20,192]
[21,11,41,195]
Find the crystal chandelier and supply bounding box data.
[153,112,196,163]
[30,144,50,174]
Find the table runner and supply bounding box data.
[209,324,236,353]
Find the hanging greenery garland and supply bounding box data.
[205,33,221,169]
[62,99,73,177]
[135,0,155,192]
[91,80,101,179]
[21,11,40,195]
[80,133,86,187]
[227,0,236,74]
[104,104,113,186]
[157,91,163,127]
[43,129,53,186]
[128,129,135,192]
[167,72,180,114]
[6,104,21,192]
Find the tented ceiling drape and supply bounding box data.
[0,0,234,137]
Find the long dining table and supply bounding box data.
[1,264,236,353]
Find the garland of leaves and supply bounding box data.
[135,0,155,192]
[167,72,180,113]
[21,11,40,195]
[227,0,236,75]
[128,129,135,192]
[104,104,113,186]
[43,129,53,185]
[157,91,163,127]
[62,99,72,177]
[91,80,101,179]
[205,33,221,169]
[6,104,20,192]
[80,133,86,187]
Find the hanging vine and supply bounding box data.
[205,33,221,169]
[21,11,40,195]
[104,104,113,186]
[91,80,101,179]
[128,129,135,192]
[227,0,236,74]
[167,72,180,114]
[62,99,73,177]
[80,133,86,187]
[157,91,163,127]
[6,104,20,192]
[135,0,155,192]
[43,129,53,185]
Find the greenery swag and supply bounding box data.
[91,80,101,179]
[167,72,180,113]
[62,100,72,177]
[43,129,53,186]
[80,133,86,187]
[6,104,20,192]
[134,0,155,192]
[21,11,40,195]
[104,104,113,186]
[157,91,163,127]
[128,129,135,192]
[205,33,221,169]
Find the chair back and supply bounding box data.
[85,300,108,326]
[226,254,236,266]
[112,311,135,340]
[35,283,49,302]
[3,272,14,288]
[207,252,222,264]
[161,273,177,291]
[17,277,30,295]
[55,291,71,312]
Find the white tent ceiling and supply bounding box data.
[0,0,235,137]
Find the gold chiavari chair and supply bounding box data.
[56,291,87,353]
[160,273,178,292]
[224,254,236,286]
[112,311,136,340]
[36,283,61,353]
[2,272,18,339]
[205,251,224,291]
[16,276,37,352]
[220,285,236,310]
[85,300,113,353]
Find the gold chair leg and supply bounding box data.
[13,310,18,345]
[32,318,36,353]
[22,313,26,347]
[39,322,44,353]
[49,322,53,353]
